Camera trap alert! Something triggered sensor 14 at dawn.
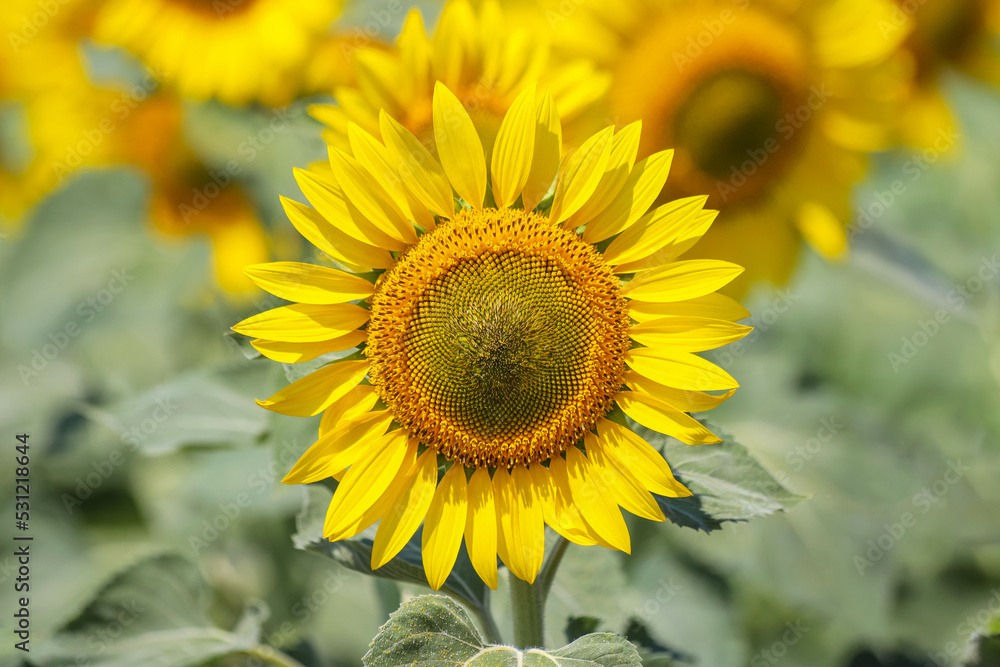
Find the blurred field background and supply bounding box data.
[2,1,1000,666]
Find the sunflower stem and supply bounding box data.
[509,537,571,649]
[472,599,504,645]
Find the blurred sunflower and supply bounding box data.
[235,83,751,588]
[547,0,910,295]
[113,93,268,296]
[892,0,1000,147]
[310,0,609,156]
[92,0,342,106]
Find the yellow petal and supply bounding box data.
[326,450,416,542]
[629,316,752,352]
[346,123,434,231]
[626,348,739,392]
[521,90,562,212]
[602,196,707,267]
[621,259,744,303]
[563,447,630,553]
[283,410,394,484]
[629,293,750,323]
[256,360,369,417]
[465,467,498,590]
[294,168,407,251]
[318,385,379,438]
[433,82,487,209]
[379,110,455,218]
[324,431,411,537]
[329,149,417,245]
[550,126,614,225]
[372,447,438,569]
[797,202,849,261]
[585,433,664,522]
[616,391,721,446]
[614,209,718,274]
[398,9,431,104]
[596,419,691,498]
[493,465,545,583]
[422,464,469,590]
[280,196,393,271]
[624,371,735,414]
[431,0,477,90]
[490,84,536,209]
[583,150,674,243]
[244,262,373,304]
[232,303,370,342]
[566,121,642,227]
[251,331,367,364]
[542,459,611,548]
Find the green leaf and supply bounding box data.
[631,420,806,532]
[293,485,490,613]
[363,595,642,667]
[33,553,298,667]
[964,616,1000,666]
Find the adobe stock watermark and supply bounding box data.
[670,0,752,71]
[849,127,959,242]
[188,439,305,553]
[337,0,406,61]
[52,67,166,181]
[62,395,178,514]
[177,106,298,223]
[887,255,999,372]
[716,85,831,203]
[772,417,844,485]
[712,288,799,367]
[74,600,146,665]
[630,577,684,622]
[6,0,75,52]
[18,268,134,385]
[750,621,809,667]
[854,459,970,575]
[924,589,1000,666]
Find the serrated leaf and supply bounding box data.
[364,596,642,667]
[293,485,490,612]
[32,554,294,667]
[630,420,806,532]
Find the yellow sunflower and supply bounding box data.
[546,0,910,296]
[310,0,609,156]
[92,0,342,106]
[891,0,1000,147]
[234,83,751,588]
[112,93,268,296]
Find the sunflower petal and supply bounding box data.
[566,121,642,227]
[324,431,411,537]
[550,126,614,224]
[596,419,691,498]
[318,385,380,438]
[244,262,374,304]
[628,293,750,323]
[627,348,739,392]
[465,467,498,590]
[329,148,417,245]
[372,447,438,569]
[797,202,849,261]
[602,196,707,267]
[283,410,394,484]
[521,90,562,212]
[583,150,674,243]
[563,448,630,553]
[629,316,752,352]
[422,464,469,590]
[280,196,393,270]
[614,209,719,273]
[433,82,487,209]
[616,391,721,445]
[543,458,612,548]
[490,84,537,208]
[620,259,744,303]
[251,331,367,364]
[233,303,369,342]
[493,466,545,583]
[585,433,664,521]
[256,360,369,417]
[379,110,455,218]
[624,371,735,413]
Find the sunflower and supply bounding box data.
[891,0,1000,147]
[92,0,341,106]
[310,0,609,156]
[234,83,751,588]
[545,0,910,296]
[111,93,268,296]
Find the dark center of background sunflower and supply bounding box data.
[403,250,594,442]
[900,0,987,78]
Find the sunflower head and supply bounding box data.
[235,82,751,589]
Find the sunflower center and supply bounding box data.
[900,0,988,77]
[611,5,810,206]
[366,208,631,468]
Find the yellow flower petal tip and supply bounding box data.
[237,80,745,590]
